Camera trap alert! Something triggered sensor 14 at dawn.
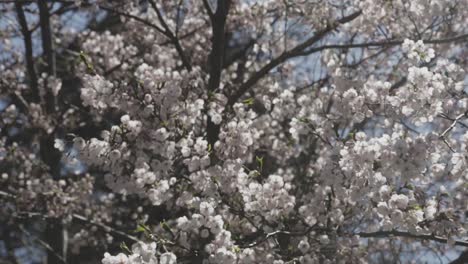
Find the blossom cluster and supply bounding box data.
[1,1,467,263]
[102,242,176,264]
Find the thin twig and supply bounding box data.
[0,191,141,243]
[358,230,468,247]
[18,225,67,264]
[15,1,39,101]
[439,112,467,138]
[437,112,468,152]
[298,33,468,56]
[98,5,167,36]
[228,10,362,107]
[72,214,141,243]
[147,0,192,71]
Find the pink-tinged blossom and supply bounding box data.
[2,0,468,263]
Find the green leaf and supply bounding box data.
[79,51,94,73]
[242,98,255,105]
[251,170,261,177]
[256,156,264,172]
[133,225,146,233]
[208,91,215,100]
[120,242,131,254]
[232,246,241,253]
[133,224,151,234]
[160,221,172,233]
[211,176,219,184]
[409,205,422,211]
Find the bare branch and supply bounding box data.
[38,0,56,76]
[148,0,192,71]
[38,0,57,113]
[202,0,214,21]
[358,230,468,248]
[297,33,468,56]
[240,227,468,250]
[15,1,39,101]
[72,214,141,243]
[240,225,330,248]
[0,191,140,243]
[449,250,468,264]
[18,225,67,264]
[98,5,167,36]
[206,0,232,146]
[437,112,468,152]
[227,10,362,107]
[439,112,467,138]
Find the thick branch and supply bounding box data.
[38,0,56,76]
[206,0,231,146]
[15,1,39,101]
[38,0,57,113]
[207,0,231,92]
[202,0,214,20]
[450,250,468,264]
[223,38,256,69]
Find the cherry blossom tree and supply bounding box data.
[1,0,468,263]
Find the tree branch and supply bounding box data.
[297,33,468,56]
[18,225,67,264]
[1,189,142,242]
[437,111,468,152]
[72,214,141,243]
[98,5,167,36]
[227,17,468,108]
[358,230,468,247]
[206,0,231,147]
[240,225,331,248]
[227,10,362,107]
[15,1,39,102]
[202,0,214,21]
[439,112,468,138]
[449,250,468,264]
[38,0,57,113]
[38,0,56,76]
[148,0,192,71]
